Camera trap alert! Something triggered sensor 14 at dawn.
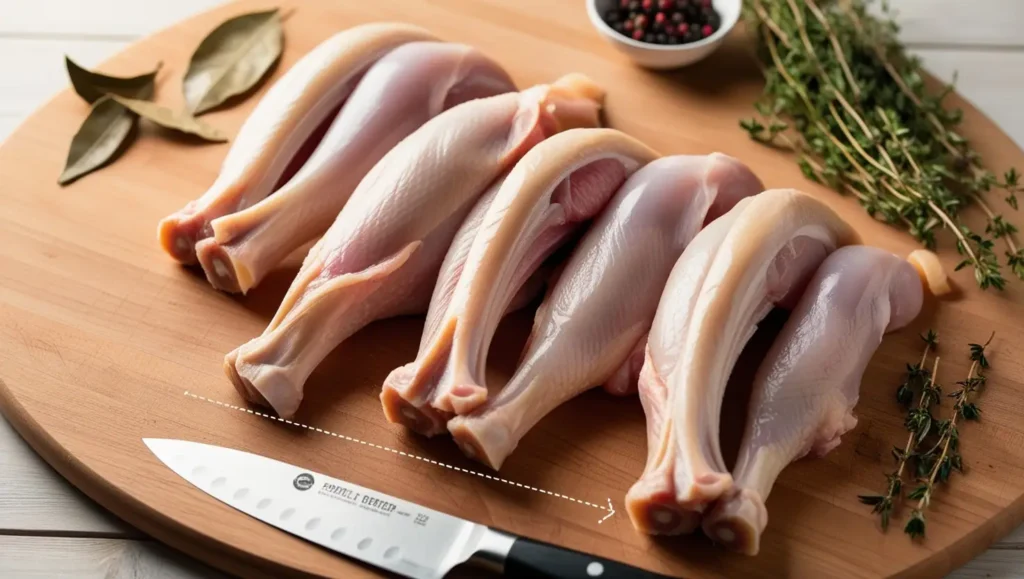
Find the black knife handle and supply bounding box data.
[503,537,676,579]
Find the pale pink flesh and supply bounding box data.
[157,23,436,264]
[377,174,510,434]
[225,76,606,418]
[625,190,859,535]
[446,154,764,469]
[196,42,516,293]
[702,246,923,555]
[625,209,744,535]
[380,129,658,435]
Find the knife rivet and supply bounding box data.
[331,528,347,541]
[233,488,250,500]
[191,466,208,478]
[256,498,272,510]
[586,562,604,577]
[280,508,295,521]
[212,477,226,489]
[305,517,321,531]
[384,546,400,560]
[358,538,373,551]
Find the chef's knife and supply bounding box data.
[144,438,672,579]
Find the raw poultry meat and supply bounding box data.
[158,23,436,265]
[701,246,924,555]
[445,154,765,469]
[225,74,605,418]
[380,128,659,436]
[196,41,516,293]
[625,189,860,535]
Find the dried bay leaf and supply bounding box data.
[65,57,160,103]
[111,96,229,142]
[183,9,283,115]
[59,96,137,185]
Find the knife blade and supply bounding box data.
[144,438,673,579]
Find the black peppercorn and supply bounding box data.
[707,12,720,28]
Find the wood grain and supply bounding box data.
[1,1,1023,578]
[0,536,224,578]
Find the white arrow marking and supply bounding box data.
[598,498,616,524]
[184,391,615,522]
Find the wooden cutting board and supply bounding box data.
[2,1,1023,577]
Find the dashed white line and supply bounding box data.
[184,391,615,522]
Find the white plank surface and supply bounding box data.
[0,537,225,578]
[874,0,1024,48]
[0,1,217,38]
[916,49,1024,151]
[0,418,131,535]
[1,0,1021,47]
[0,0,1023,577]
[0,38,127,140]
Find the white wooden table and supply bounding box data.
[0,1,1022,577]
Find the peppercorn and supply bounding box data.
[705,10,721,29]
[600,0,721,46]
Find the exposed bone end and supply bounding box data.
[702,488,767,556]
[379,382,449,437]
[543,73,606,133]
[196,238,252,294]
[224,349,259,404]
[157,212,202,265]
[224,344,303,419]
[907,249,953,297]
[447,416,510,470]
[624,482,701,535]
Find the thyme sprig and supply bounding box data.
[859,331,938,529]
[741,0,1023,290]
[904,333,994,539]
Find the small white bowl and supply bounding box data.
[587,0,741,70]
